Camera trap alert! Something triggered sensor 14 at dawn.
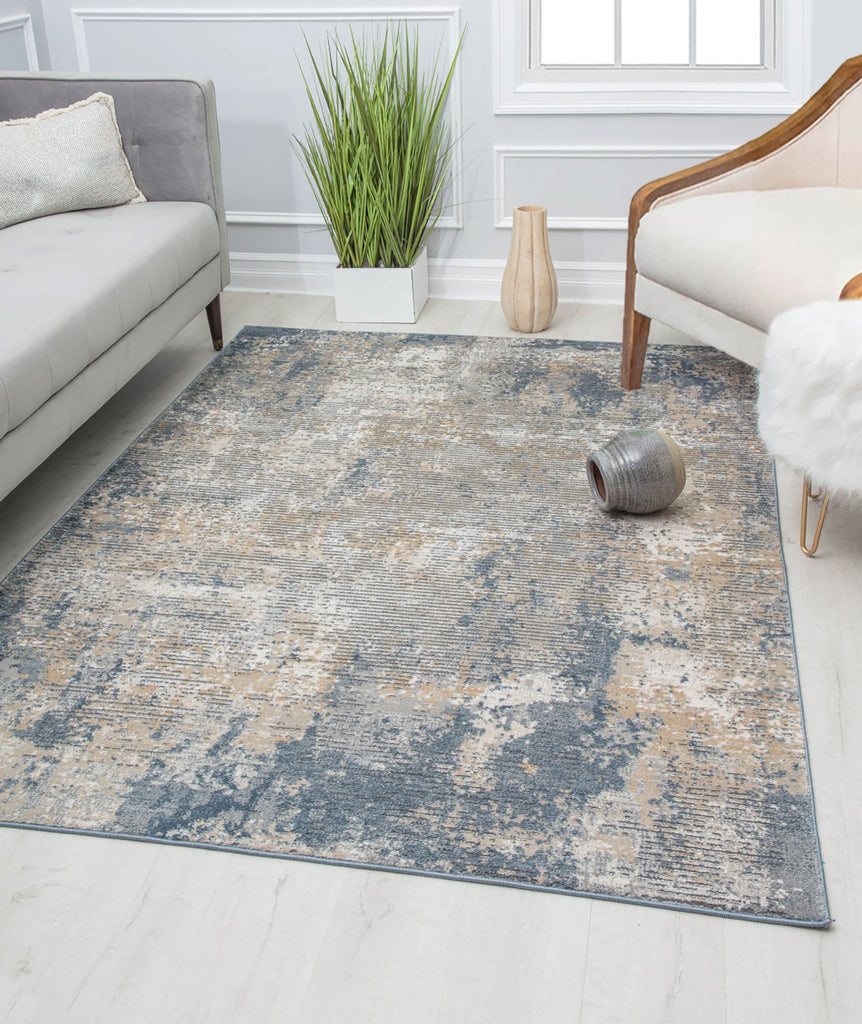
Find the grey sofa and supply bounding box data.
[0,73,230,501]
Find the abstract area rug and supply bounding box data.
[0,328,829,927]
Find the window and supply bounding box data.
[539,0,764,69]
[494,0,809,113]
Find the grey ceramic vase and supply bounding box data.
[586,428,686,514]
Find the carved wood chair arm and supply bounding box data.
[839,272,862,299]
[628,54,862,233]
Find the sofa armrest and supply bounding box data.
[0,72,229,288]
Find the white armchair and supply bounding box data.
[621,55,862,390]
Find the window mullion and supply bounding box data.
[762,0,770,65]
[689,0,697,66]
[614,0,622,67]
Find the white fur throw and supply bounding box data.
[758,300,862,495]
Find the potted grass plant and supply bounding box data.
[295,23,462,322]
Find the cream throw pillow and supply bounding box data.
[0,91,146,230]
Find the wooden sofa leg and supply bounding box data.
[206,294,224,352]
[621,308,651,390]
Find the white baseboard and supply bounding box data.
[227,253,625,305]
[228,253,334,295]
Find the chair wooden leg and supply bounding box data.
[621,307,651,390]
[206,294,224,352]
[620,221,650,389]
[800,477,830,556]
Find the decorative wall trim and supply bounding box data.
[494,145,730,230]
[228,252,626,304]
[0,14,40,70]
[493,0,812,114]
[227,211,326,228]
[70,6,464,231]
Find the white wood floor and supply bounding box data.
[1,293,860,1023]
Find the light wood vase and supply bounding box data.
[501,205,558,333]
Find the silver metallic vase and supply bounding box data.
[586,429,686,514]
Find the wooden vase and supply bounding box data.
[501,205,558,333]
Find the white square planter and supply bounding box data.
[334,248,429,323]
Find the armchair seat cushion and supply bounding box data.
[635,187,862,332]
[0,200,218,440]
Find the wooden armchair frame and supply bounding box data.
[621,54,862,390]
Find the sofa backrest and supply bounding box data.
[0,73,229,287]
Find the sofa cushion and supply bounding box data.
[0,201,219,440]
[0,92,145,230]
[635,187,862,332]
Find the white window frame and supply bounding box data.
[494,0,811,114]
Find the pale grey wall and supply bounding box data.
[812,0,862,90]
[17,2,862,286]
[0,0,49,69]
[0,28,27,69]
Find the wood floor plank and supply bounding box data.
[580,902,726,1024]
[431,884,589,1024]
[158,857,347,1024]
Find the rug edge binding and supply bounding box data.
[0,820,832,930]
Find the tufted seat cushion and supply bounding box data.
[635,187,862,333]
[0,200,219,441]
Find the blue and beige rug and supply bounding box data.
[0,328,829,927]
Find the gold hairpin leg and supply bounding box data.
[800,477,830,556]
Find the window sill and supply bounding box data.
[494,78,810,115]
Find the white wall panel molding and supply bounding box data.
[429,257,625,303]
[494,145,730,231]
[71,6,464,231]
[0,14,40,70]
[229,252,626,304]
[227,211,325,228]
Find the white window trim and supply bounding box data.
[494,0,811,114]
